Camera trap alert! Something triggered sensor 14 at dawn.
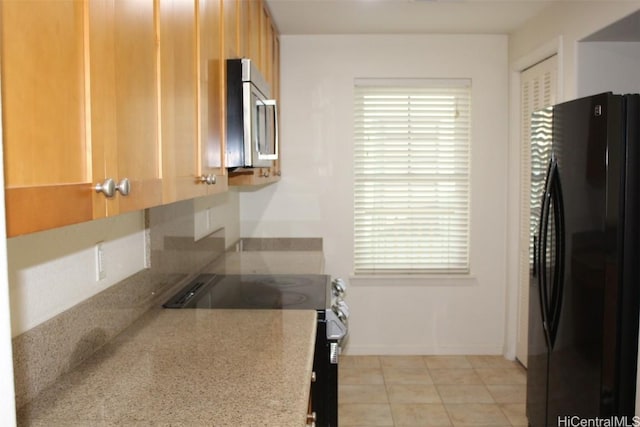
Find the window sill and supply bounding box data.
[349,274,478,287]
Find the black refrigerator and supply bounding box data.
[527,92,640,426]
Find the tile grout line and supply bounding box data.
[429,355,459,427]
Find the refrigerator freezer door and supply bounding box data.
[617,95,640,413]
[527,92,640,426]
[547,93,618,421]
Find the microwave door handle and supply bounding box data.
[269,99,279,160]
[258,99,278,160]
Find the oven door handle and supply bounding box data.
[256,98,278,160]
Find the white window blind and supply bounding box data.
[353,80,471,274]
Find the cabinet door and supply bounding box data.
[238,0,261,62]
[1,1,94,236]
[261,8,272,83]
[223,0,240,59]
[89,0,162,217]
[200,0,228,194]
[160,0,207,202]
[249,0,262,67]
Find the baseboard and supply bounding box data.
[342,344,506,356]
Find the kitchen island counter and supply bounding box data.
[17,308,317,426]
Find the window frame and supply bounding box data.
[353,78,472,276]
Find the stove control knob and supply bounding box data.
[333,300,350,319]
[331,278,347,298]
[332,305,348,323]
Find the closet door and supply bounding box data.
[516,55,558,366]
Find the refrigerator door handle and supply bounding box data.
[532,234,537,277]
[547,160,566,349]
[537,159,554,348]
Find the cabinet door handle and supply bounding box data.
[199,175,216,185]
[95,178,116,198]
[115,178,131,196]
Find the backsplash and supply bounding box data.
[11,198,227,409]
[238,237,323,252]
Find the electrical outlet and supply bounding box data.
[95,242,106,281]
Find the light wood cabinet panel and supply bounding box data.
[200,0,228,195]
[2,0,232,236]
[238,0,251,58]
[228,168,279,186]
[223,0,239,59]
[261,8,272,83]
[88,0,162,216]
[237,0,265,64]
[0,0,95,236]
[249,0,262,66]
[88,0,162,217]
[160,0,207,202]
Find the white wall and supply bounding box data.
[509,2,640,101]
[8,211,147,336]
[577,41,640,97]
[7,189,240,338]
[240,34,510,355]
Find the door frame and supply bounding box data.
[505,36,563,362]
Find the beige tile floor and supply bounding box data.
[339,355,527,426]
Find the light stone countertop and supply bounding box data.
[17,309,317,426]
[204,251,325,275]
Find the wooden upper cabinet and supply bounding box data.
[199,0,228,195]
[1,0,267,235]
[223,0,240,59]
[89,0,163,216]
[237,0,251,59]
[237,0,264,72]
[159,0,206,203]
[248,0,262,67]
[261,7,272,84]
[1,1,95,237]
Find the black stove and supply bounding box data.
[163,273,331,310]
[163,273,348,427]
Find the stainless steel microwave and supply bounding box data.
[226,58,278,168]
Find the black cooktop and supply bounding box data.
[163,274,331,310]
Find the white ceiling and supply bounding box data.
[265,0,558,35]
